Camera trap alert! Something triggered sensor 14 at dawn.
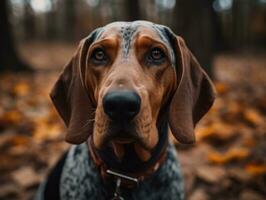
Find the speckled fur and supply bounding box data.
[58,143,184,200]
[120,24,138,58]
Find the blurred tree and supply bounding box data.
[0,0,32,72]
[23,0,36,41]
[173,0,214,76]
[232,0,255,49]
[125,0,140,21]
[64,0,77,41]
[46,0,57,40]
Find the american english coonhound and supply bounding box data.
[35,21,216,200]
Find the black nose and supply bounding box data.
[103,91,141,121]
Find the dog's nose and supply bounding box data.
[103,91,141,121]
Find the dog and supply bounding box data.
[35,21,216,200]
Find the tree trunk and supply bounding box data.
[0,0,32,72]
[64,0,76,41]
[173,0,214,76]
[46,0,57,40]
[125,0,140,21]
[232,0,255,49]
[23,0,35,41]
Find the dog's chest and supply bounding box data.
[60,143,184,200]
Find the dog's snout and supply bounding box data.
[103,91,141,121]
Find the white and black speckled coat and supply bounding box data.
[35,142,184,200]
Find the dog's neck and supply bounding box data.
[90,118,169,174]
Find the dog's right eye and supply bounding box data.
[145,47,166,66]
[91,48,108,65]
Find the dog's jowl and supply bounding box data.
[35,21,216,200]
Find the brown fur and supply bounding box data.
[86,25,176,160]
[50,21,216,162]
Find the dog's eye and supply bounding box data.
[91,48,107,64]
[147,48,166,64]
[151,48,164,60]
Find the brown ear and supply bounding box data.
[169,36,216,144]
[50,30,100,144]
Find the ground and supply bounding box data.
[0,43,265,200]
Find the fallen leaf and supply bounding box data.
[243,108,264,126]
[0,110,23,125]
[0,132,15,148]
[239,190,265,200]
[10,135,31,146]
[11,167,42,188]
[196,122,237,142]
[196,165,227,183]
[13,82,30,96]
[188,188,209,200]
[33,123,62,141]
[208,147,250,164]
[214,82,229,94]
[0,183,19,199]
[228,167,252,182]
[245,163,266,175]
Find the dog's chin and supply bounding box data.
[111,139,153,162]
[93,129,155,162]
[93,118,159,162]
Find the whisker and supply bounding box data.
[80,115,96,130]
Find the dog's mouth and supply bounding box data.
[113,137,134,144]
[105,123,153,161]
[108,126,151,148]
[93,116,156,162]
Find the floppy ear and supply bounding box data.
[50,30,100,144]
[168,35,216,144]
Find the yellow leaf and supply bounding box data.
[13,82,30,96]
[214,82,229,94]
[243,108,264,126]
[33,123,62,141]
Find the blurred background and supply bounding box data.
[0,0,265,199]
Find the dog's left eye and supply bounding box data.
[151,48,164,60]
[147,48,166,64]
[91,48,108,64]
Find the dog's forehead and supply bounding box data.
[98,21,164,41]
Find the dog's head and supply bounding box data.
[50,21,216,160]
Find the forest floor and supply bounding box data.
[0,43,265,200]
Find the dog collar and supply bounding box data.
[87,136,167,189]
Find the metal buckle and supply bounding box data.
[106,169,139,200]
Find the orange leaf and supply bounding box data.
[0,110,23,125]
[10,135,30,146]
[245,164,266,175]
[214,82,229,94]
[243,108,264,126]
[196,122,236,141]
[13,82,30,96]
[33,123,62,141]
[208,147,250,164]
